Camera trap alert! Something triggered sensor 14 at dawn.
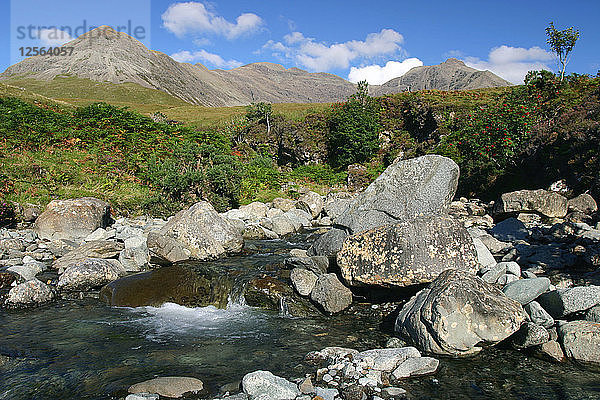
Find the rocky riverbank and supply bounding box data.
[2,155,600,399]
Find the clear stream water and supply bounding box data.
[1,235,600,400]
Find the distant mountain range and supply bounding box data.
[1,26,511,106]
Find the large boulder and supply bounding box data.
[493,189,568,218]
[5,279,55,307]
[308,228,347,258]
[558,320,600,367]
[568,193,597,214]
[34,197,111,242]
[395,269,526,356]
[160,201,243,261]
[128,377,204,398]
[119,236,150,272]
[324,192,353,222]
[537,286,600,318]
[337,216,478,288]
[100,265,231,308]
[310,273,353,314]
[336,155,459,235]
[57,258,126,292]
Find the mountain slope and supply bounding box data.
[373,58,512,95]
[1,27,511,106]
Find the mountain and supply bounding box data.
[372,58,512,95]
[1,26,511,106]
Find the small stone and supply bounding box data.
[242,371,300,400]
[298,377,314,394]
[383,387,407,396]
[392,357,439,379]
[315,387,338,400]
[490,218,529,241]
[534,340,565,363]
[511,323,550,349]
[524,301,555,328]
[125,394,159,400]
[502,277,550,305]
[128,377,203,398]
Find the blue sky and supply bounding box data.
[2,0,599,84]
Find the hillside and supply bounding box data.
[1,26,511,106]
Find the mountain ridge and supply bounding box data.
[1,26,512,106]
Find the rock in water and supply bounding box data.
[337,216,478,288]
[558,320,600,367]
[160,201,243,261]
[242,371,300,400]
[310,273,353,314]
[5,279,55,306]
[290,268,318,296]
[494,189,568,218]
[58,258,126,291]
[146,232,190,265]
[336,155,459,235]
[128,377,203,398]
[100,265,231,308]
[34,197,111,242]
[395,269,526,356]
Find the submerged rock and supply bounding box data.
[128,377,203,398]
[34,197,111,242]
[337,216,478,288]
[244,276,319,317]
[100,265,231,308]
[395,269,526,356]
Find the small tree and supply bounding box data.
[545,22,580,82]
[246,102,273,135]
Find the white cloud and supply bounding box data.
[348,58,423,84]
[162,2,263,39]
[171,49,242,69]
[464,45,555,84]
[264,29,405,72]
[38,28,73,46]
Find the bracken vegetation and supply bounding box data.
[1,71,598,215]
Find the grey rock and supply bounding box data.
[310,273,353,314]
[285,256,317,271]
[308,228,347,258]
[568,193,597,214]
[128,377,204,398]
[58,258,125,291]
[534,340,565,363]
[502,277,550,305]
[558,320,600,366]
[84,228,115,242]
[537,286,600,318]
[271,215,295,236]
[284,209,311,228]
[503,261,521,276]
[354,347,421,372]
[242,371,299,400]
[473,237,496,270]
[524,301,555,328]
[240,202,269,219]
[391,357,439,379]
[494,189,568,218]
[310,256,329,275]
[337,216,478,288]
[586,305,600,322]
[119,236,150,272]
[582,229,600,241]
[126,394,159,400]
[490,218,529,241]
[224,217,246,236]
[480,263,507,284]
[497,274,519,285]
[53,240,124,272]
[272,198,296,212]
[146,232,190,265]
[290,268,318,296]
[160,201,243,261]
[315,387,338,400]
[478,234,511,254]
[243,224,270,240]
[6,279,55,306]
[296,191,324,219]
[7,261,46,281]
[395,269,526,356]
[336,155,459,234]
[324,192,353,222]
[34,197,111,242]
[511,322,550,349]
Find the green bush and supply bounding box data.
[327,81,380,169]
[288,164,347,186]
[240,156,281,202]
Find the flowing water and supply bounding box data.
[1,235,600,399]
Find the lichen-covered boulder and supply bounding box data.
[5,279,55,307]
[337,216,478,288]
[57,258,126,291]
[395,269,526,356]
[160,201,243,261]
[34,197,111,242]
